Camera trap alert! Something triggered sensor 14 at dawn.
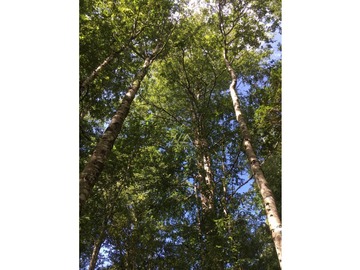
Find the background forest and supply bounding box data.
[3,1,360,270]
[80,0,282,269]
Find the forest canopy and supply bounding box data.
[79,0,282,269]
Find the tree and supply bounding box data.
[80,0,177,209]
[80,0,282,268]
[214,0,282,267]
[81,96,198,269]
[80,43,162,208]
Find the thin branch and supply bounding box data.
[128,43,147,59]
[138,93,184,125]
[222,146,243,179]
[227,174,254,201]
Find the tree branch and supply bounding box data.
[227,174,254,201]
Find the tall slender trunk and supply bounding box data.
[193,183,205,267]
[80,50,118,97]
[80,45,161,209]
[80,29,144,97]
[194,137,215,214]
[194,143,218,270]
[88,227,106,270]
[221,141,229,218]
[192,111,215,224]
[223,50,282,268]
[191,110,223,269]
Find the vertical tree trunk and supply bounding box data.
[221,142,229,218]
[191,109,223,269]
[80,45,162,209]
[223,50,282,268]
[88,228,106,270]
[194,139,218,270]
[194,136,215,214]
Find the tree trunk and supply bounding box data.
[194,136,215,214]
[223,50,282,268]
[80,51,117,97]
[191,109,215,220]
[191,109,222,269]
[80,29,144,97]
[88,228,105,270]
[221,142,229,218]
[80,45,161,210]
[194,139,218,270]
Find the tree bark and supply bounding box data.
[193,136,218,270]
[223,50,282,268]
[79,45,161,210]
[194,136,215,214]
[190,108,222,269]
[80,29,144,98]
[190,108,215,219]
[80,51,118,97]
[88,228,106,270]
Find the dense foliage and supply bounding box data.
[80,0,281,269]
